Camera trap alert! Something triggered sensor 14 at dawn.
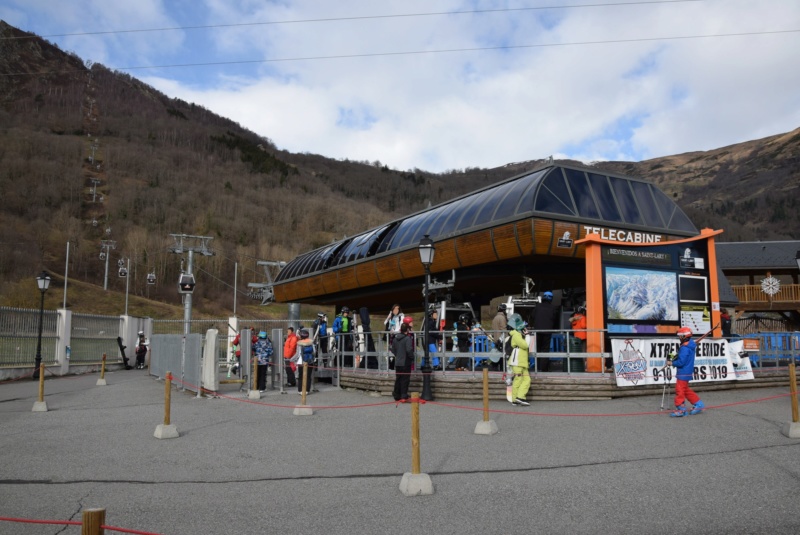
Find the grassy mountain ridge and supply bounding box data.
[0,20,797,315]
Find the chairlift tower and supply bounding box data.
[169,234,215,335]
[247,260,286,305]
[100,240,116,290]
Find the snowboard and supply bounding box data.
[117,336,133,370]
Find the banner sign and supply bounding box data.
[610,338,755,387]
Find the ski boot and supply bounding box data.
[670,405,687,417]
[689,400,705,415]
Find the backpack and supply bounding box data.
[301,344,315,363]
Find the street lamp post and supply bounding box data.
[418,235,435,401]
[33,271,51,379]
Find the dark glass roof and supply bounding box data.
[276,165,698,282]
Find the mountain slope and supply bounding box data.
[0,20,797,314]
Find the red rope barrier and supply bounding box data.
[0,515,163,534]
[0,516,81,526]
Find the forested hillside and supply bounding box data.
[0,21,797,315]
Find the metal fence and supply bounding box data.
[0,307,59,367]
[70,312,121,363]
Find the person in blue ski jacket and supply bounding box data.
[668,326,705,417]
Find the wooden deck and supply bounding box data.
[338,368,796,401]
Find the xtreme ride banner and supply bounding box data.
[610,339,755,387]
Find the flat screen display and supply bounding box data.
[678,274,708,303]
[605,266,679,321]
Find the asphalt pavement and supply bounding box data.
[1,369,799,535]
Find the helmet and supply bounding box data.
[258,331,267,339]
[576,305,586,314]
[427,308,437,317]
[497,303,507,312]
[138,330,144,336]
[458,313,472,324]
[677,327,692,339]
[507,313,527,331]
[402,316,414,326]
[341,306,350,313]
[543,291,553,301]
[299,329,310,339]
[317,312,326,318]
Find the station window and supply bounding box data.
[469,180,518,228]
[564,168,601,219]
[587,173,623,223]
[534,168,576,216]
[609,176,644,225]
[514,169,549,215]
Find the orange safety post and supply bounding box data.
[100,354,106,380]
[300,362,308,405]
[164,371,172,426]
[81,508,105,535]
[482,366,490,422]
[411,392,421,474]
[37,363,45,403]
[790,361,799,423]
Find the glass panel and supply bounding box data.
[587,173,623,222]
[609,177,643,225]
[494,176,537,220]
[376,223,401,254]
[389,215,425,250]
[342,234,367,263]
[438,195,483,237]
[297,252,321,275]
[356,224,390,259]
[630,181,664,227]
[453,193,490,231]
[427,199,466,239]
[514,169,549,215]
[330,238,354,267]
[470,181,518,228]
[650,188,697,232]
[535,169,576,215]
[564,168,601,219]
[406,210,445,247]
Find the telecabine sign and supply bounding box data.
[583,226,663,243]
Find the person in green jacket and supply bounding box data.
[507,313,531,406]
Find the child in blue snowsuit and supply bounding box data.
[669,327,705,417]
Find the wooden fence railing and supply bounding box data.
[731,284,800,303]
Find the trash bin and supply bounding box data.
[566,336,585,372]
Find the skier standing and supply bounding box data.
[668,327,705,417]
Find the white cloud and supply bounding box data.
[7,0,800,172]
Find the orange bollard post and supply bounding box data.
[32,363,48,412]
[38,364,45,403]
[399,392,433,495]
[164,371,171,426]
[790,361,798,423]
[155,371,178,439]
[96,354,107,386]
[411,392,421,474]
[473,364,498,435]
[300,362,308,405]
[81,508,105,535]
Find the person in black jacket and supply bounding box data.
[392,323,414,402]
[531,291,559,371]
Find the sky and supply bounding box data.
[2,0,800,173]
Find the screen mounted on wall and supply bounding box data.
[678,274,708,304]
[605,266,679,321]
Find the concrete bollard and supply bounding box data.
[399,392,433,496]
[154,371,179,439]
[81,508,105,535]
[781,361,800,438]
[32,364,48,412]
[474,364,498,435]
[293,362,313,416]
[96,354,107,386]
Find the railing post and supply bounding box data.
[474,362,498,435]
[81,507,105,535]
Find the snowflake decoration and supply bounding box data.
[760,275,781,296]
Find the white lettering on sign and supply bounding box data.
[583,226,663,243]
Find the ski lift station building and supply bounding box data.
[273,164,730,352]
